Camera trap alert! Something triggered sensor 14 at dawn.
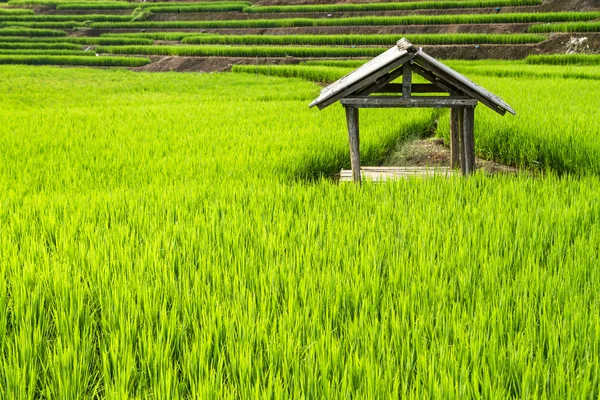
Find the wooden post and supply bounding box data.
[450,107,461,170]
[344,105,361,184]
[462,106,475,175]
[458,107,466,175]
[402,61,412,98]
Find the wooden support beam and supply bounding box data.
[373,83,445,94]
[402,61,412,98]
[462,106,476,175]
[356,63,406,96]
[345,106,361,184]
[450,107,461,170]
[340,96,478,109]
[412,64,460,95]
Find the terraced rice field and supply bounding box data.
[1,0,600,397]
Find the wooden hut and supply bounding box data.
[309,38,516,183]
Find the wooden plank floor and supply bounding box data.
[339,166,458,182]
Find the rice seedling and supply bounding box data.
[0,40,81,49]
[182,33,548,46]
[233,64,362,83]
[445,59,600,80]
[529,21,600,33]
[526,54,600,65]
[0,14,132,22]
[0,54,150,65]
[1,66,600,398]
[17,0,251,7]
[97,44,389,58]
[143,3,248,13]
[0,35,153,45]
[90,12,600,29]
[0,27,66,36]
[0,8,33,14]
[0,48,94,55]
[101,31,207,41]
[7,0,132,5]
[303,59,367,68]
[245,0,542,14]
[0,21,84,28]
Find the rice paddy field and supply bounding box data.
[1,0,600,397]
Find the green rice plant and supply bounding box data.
[55,0,136,9]
[97,44,389,58]
[303,59,367,68]
[1,66,600,398]
[0,54,150,65]
[0,40,81,49]
[0,21,84,28]
[529,21,600,32]
[526,54,600,66]
[34,0,251,8]
[0,48,94,55]
[0,8,33,14]
[57,2,248,12]
[448,60,600,80]
[0,27,66,36]
[101,31,210,41]
[7,0,139,5]
[245,0,542,13]
[183,33,547,46]
[0,36,154,45]
[130,7,151,22]
[233,64,361,83]
[144,3,248,13]
[436,68,600,174]
[66,36,153,45]
[0,14,132,22]
[90,11,600,29]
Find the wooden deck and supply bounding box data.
[339,166,458,182]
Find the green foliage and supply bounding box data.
[97,44,388,58]
[0,48,94,55]
[91,12,600,29]
[233,64,357,83]
[0,27,66,36]
[183,33,547,46]
[0,13,131,22]
[0,40,81,49]
[0,7,33,14]
[246,0,542,13]
[145,3,248,13]
[529,21,600,32]
[0,21,84,28]
[0,54,150,65]
[1,66,600,398]
[130,7,151,22]
[101,31,209,41]
[38,0,251,8]
[527,54,600,65]
[303,59,367,68]
[436,67,600,174]
[0,35,153,45]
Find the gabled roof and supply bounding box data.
[309,38,516,116]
